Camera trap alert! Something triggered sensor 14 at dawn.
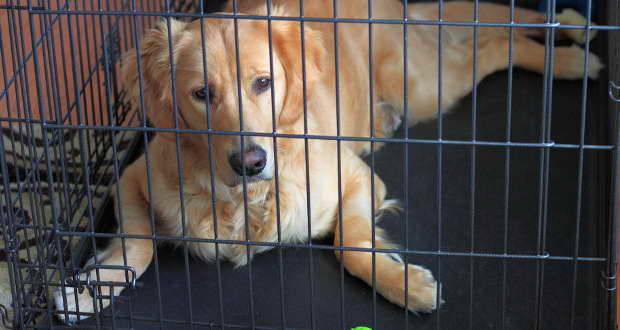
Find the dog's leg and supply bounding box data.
[457,35,603,85]
[53,165,154,324]
[354,102,402,156]
[334,156,439,313]
[377,33,601,129]
[415,2,596,43]
[451,35,603,81]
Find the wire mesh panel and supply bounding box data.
[0,0,618,329]
[0,0,200,327]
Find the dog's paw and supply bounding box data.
[378,102,402,138]
[53,283,97,324]
[585,52,604,80]
[555,45,604,80]
[404,264,442,313]
[557,9,598,44]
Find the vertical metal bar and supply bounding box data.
[115,1,136,327]
[501,0,516,328]
[469,1,479,329]
[100,0,138,326]
[162,2,194,328]
[366,1,377,329]
[31,8,61,322]
[264,0,287,327]
[436,0,445,328]
[535,1,556,328]
[297,1,316,328]
[0,181,21,328]
[4,4,36,324]
[109,285,117,328]
[7,0,34,190]
[59,0,80,266]
[606,108,619,330]
[36,1,76,323]
[163,2,194,329]
[0,3,22,202]
[54,0,76,136]
[34,0,54,290]
[120,0,130,55]
[75,1,97,169]
[195,3,219,328]
[569,1,593,328]
[44,2,73,271]
[231,1,257,328]
[68,0,103,323]
[87,0,103,145]
[0,11,26,328]
[48,0,102,323]
[196,1,226,327]
[181,5,197,329]
[72,0,88,127]
[39,11,55,125]
[402,1,410,328]
[605,3,620,329]
[13,0,39,275]
[331,1,346,328]
[7,3,40,323]
[99,0,114,129]
[141,0,148,31]
[129,4,164,328]
[51,2,82,249]
[0,15,25,322]
[24,0,67,324]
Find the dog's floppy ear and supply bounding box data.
[122,19,188,140]
[272,12,326,126]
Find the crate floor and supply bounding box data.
[74,68,607,330]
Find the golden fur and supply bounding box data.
[54,0,601,323]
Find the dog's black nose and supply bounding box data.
[229,146,267,177]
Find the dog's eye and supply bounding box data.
[192,86,213,102]
[254,77,271,93]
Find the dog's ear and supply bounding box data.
[122,19,188,140]
[272,14,326,126]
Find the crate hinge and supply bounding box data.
[610,80,620,103]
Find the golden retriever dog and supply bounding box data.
[54,0,601,323]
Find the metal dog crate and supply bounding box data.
[0,0,618,329]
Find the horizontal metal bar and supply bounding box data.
[0,119,614,150]
[25,9,620,31]
[81,264,137,288]
[11,251,606,284]
[0,5,45,10]
[63,279,134,288]
[23,306,301,330]
[42,229,607,262]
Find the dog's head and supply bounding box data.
[122,11,325,187]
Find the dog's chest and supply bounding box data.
[162,183,337,263]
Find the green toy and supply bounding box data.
[351,327,372,330]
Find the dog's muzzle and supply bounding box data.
[228,146,267,177]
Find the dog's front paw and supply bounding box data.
[404,264,442,313]
[53,283,98,324]
[557,9,598,44]
[585,52,604,80]
[555,45,604,80]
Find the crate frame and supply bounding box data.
[0,0,618,329]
